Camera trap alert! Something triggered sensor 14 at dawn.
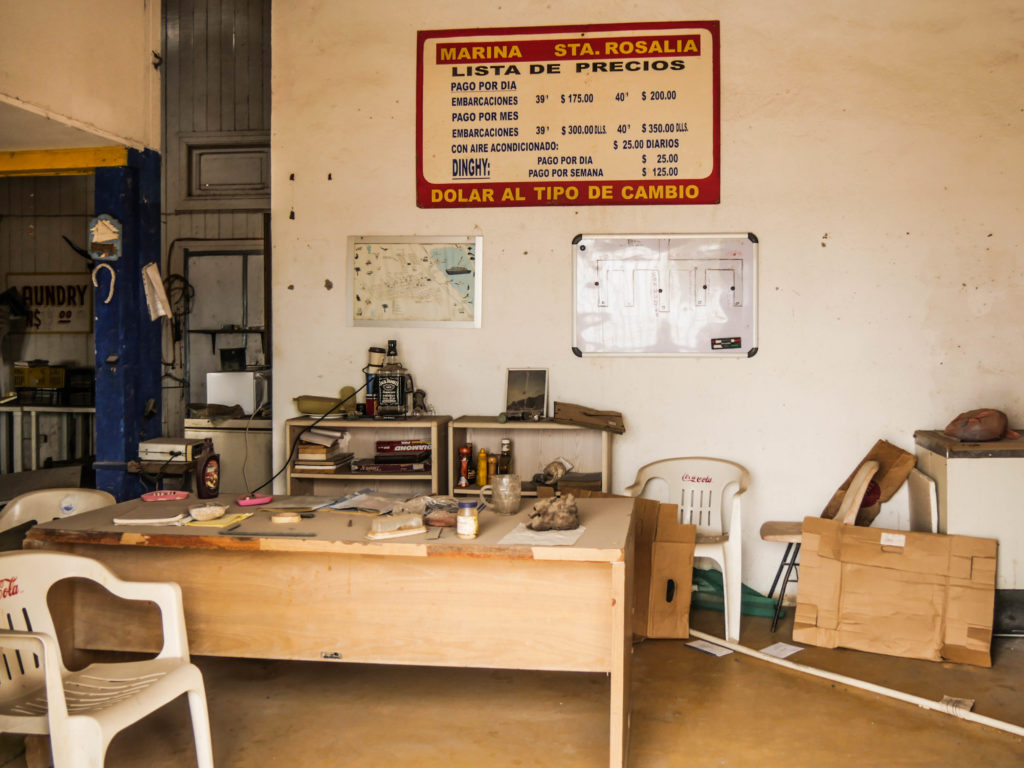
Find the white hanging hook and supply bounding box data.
[91,262,116,304]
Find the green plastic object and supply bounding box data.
[691,568,783,619]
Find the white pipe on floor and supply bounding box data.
[689,629,1024,739]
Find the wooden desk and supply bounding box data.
[25,495,635,768]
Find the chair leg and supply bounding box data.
[770,543,801,633]
[187,685,215,768]
[721,542,742,644]
[767,543,793,600]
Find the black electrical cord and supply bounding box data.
[244,377,370,497]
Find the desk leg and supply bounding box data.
[609,558,631,768]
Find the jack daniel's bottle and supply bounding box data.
[375,340,408,418]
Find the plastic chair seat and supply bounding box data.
[0,658,194,722]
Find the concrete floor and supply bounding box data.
[2,609,1021,767]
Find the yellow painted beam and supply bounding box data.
[0,146,129,177]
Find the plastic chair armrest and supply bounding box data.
[97,578,190,661]
[1,630,69,714]
[727,489,744,538]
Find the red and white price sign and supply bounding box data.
[417,21,720,208]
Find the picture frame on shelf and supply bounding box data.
[504,368,548,420]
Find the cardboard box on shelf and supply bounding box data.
[793,516,997,667]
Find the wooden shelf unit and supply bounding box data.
[285,416,450,496]
[448,416,613,497]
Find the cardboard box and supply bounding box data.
[568,490,695,639]
[793,516,997,666]
[643,503,697,638]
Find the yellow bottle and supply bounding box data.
[477,448,488,486]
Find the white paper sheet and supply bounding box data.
[496,523,586,547]
[686,639,733,657]
[759,642,804,659]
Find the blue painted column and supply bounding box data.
[92,149,162,500]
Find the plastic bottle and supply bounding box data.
[476,448,488,486]
[195,438,221,499]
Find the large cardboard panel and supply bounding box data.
[793,516,996,666]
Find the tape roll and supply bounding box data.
[271,511,302,524]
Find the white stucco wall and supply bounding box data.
[271,1,1024,592]
[0,0,161,150]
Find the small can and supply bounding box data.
[456,501,479,539]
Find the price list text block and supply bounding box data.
[417,21,720,208]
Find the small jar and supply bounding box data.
[456,501,479,539]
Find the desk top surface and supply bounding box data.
[26,494,633,563]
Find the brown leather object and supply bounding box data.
[943,408,1020,442]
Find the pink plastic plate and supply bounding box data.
[237,494,273,506]
[142,490,191,502]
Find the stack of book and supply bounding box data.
[351,438,432,473]
[293,427,353,474]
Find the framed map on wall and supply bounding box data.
[347,235,482,327]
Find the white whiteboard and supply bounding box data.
[572,233,758,357]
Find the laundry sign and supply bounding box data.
[6,272,93,333]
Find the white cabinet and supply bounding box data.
[447,416,613,497]
[914,429,1024,590]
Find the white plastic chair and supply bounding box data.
[626,457,749,643]
[907,466,939,533]
[0,551,214,768]
[0,488,116,533]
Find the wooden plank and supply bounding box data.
[0,147,128,177]
[47,543,616,673]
